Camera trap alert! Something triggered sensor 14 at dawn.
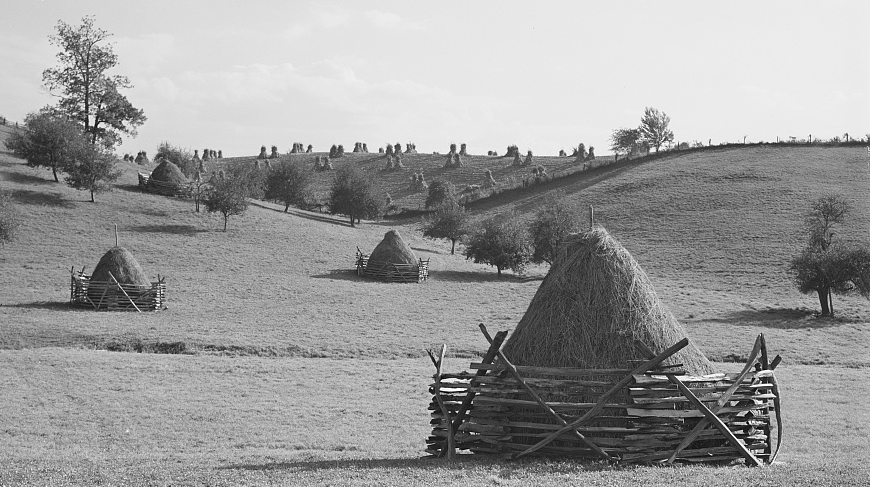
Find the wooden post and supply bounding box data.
[589,205,594,230]
[480,326,611,461]
[514,338,689,459]
[114,224,119,247]
[432,344,455,459]
[108,271,142,313]
[450,326,508,437]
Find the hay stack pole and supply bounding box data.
[114,224,119,247]
[588,205,594,230]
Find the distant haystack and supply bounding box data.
[502,227,715,375]
[150,159,187,185]
[358,230,429,283]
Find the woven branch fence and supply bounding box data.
[70,267,166,312]
[355,248,429,283]
[427,325,782,466]
[138,172,192,197]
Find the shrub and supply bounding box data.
[529,194,580,265]
[205,165,252,231]
[422,200,468,255]
[328,164,383,227]
[5,109,83,182]
[464,214,532,276]
[264,160,313,212]
[425,180,456,209]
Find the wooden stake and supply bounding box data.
[589,205,594,230]
[114,224,119,247]
[108,271,142,313]
[432,344,455,459]
[450,325,507,437]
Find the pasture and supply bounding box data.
[1,132,869,485]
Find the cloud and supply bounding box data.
[283,5,350,39]
[364,10,423,31]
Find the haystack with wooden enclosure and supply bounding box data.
[425,228,782,466]
[356,230,429,283]
[138,159,191,197]
[70,246,166,311]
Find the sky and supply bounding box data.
[2,0,868,157]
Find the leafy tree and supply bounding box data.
[529,194,580,264]
[422,200,468,255]
[788,195,870,315]
[155,142,197,178]
[205,166,251,231]
[639,106,674,152]
[42,16,145,149]
[4,109,83,182]
[609,127,643,157]
[63,141,121,202]
[327,164,383,227]
[425,180,456,209]
[464,215,532,277]
[0,187,21,247]
[264,160,312,212]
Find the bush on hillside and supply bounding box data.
[0,187,21,247]
[425,180,456,209]
[464,214,532,277]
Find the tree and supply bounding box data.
[264,160,312,212]
[42,16,145,149]
[205,167,251,231]
[0,187,21,247]
[422,200,469,255]
[63,141,121,202]
[464,215,532,277]
[639,106,674,153]
[609,127,643,157]
[4,109,83,182]
[327,164,383,227]
[529,195,580,265]
[425,180,456,209]
[788,195,870,315]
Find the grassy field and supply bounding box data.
[1,130,869,485]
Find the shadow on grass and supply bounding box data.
[3,300,86,311]
[3,169,57,185]
[430,270,543,283]
[708,308,860,329]
[10,189,75,208]
[251,200,353,227]
[310,269,365,282]
[131,224,210,235]
[219,455,607,473]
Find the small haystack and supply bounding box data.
[502,227,714,375]
[367,230,418,269]
[86,246,152,305]
[150,159,188,185]
[360,230,428,282]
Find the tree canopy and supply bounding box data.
[4,108,83,182]
[205,166,252,231]
[639,106,674,152]
[264,160,312,212]
[422,200,468,255]
[42,16,145,149]
[788,195,870,315]
[63,142,122,202]
[529,195,580,265]
[464,215,532,277]
[327,164,382,227]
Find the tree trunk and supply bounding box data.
[52,164,59,182]
[817,287,831,316]
[496,266,502,277]
[450,239,456,255]
[90,188,95,203]
[223,214,228,232]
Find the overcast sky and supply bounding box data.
[2,1,868,157]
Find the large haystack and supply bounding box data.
[502,227,714,375]
[366,230,418,269]
[87,246,151,303]
[150,159,187,184]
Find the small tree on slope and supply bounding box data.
[422,200,468,255]
[464,215,532,277]
[788,195,870,316]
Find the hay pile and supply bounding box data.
[87,246,151,303]
[150,159,187,184]
[502,227,714,375]
[366,230,419,270]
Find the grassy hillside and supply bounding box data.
[1,140,869,485]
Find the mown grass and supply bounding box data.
[1,138,869,485]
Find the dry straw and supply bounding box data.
[150,159,188,184]
[367,230,419,268]
[502,227,714,375]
